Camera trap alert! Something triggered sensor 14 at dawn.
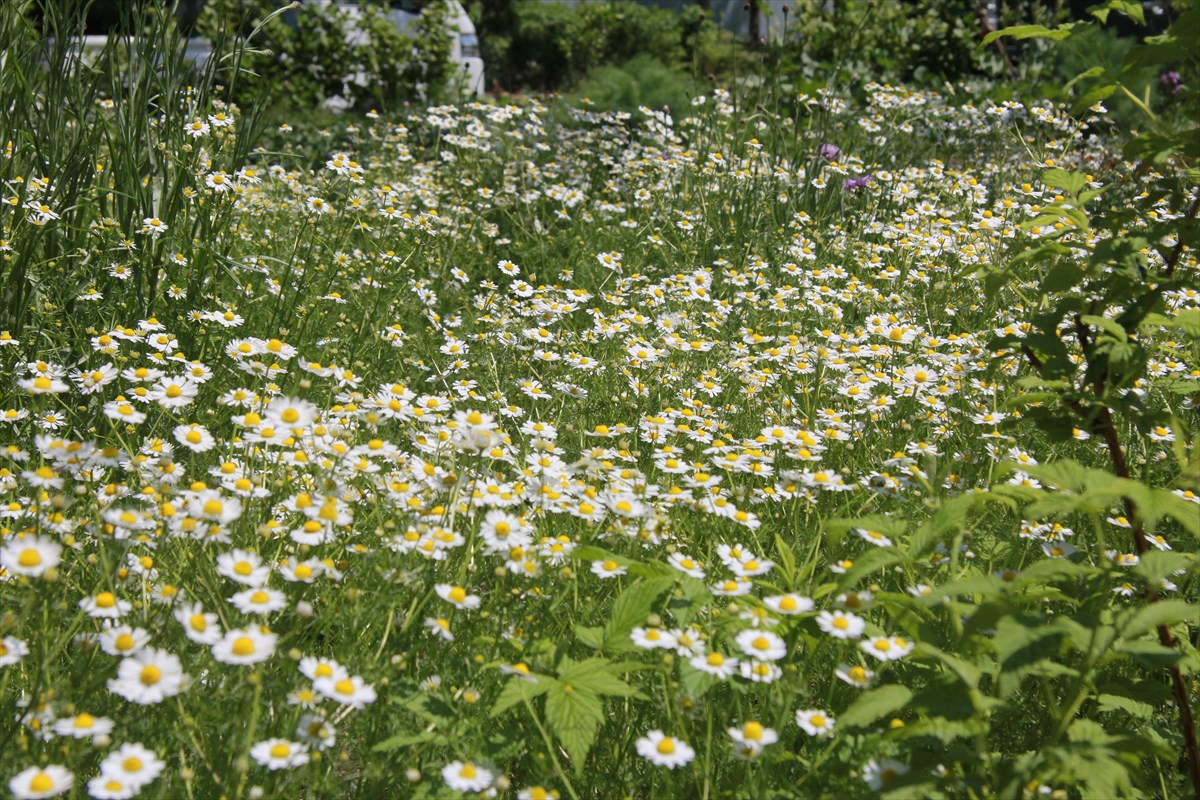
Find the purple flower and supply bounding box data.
[842,176,873,192]
[1160,71,1184,95]
[819,143,841,161]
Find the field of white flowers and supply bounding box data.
[1,6,1198,799]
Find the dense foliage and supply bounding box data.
[195,0,455,113]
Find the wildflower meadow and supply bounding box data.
[1,2,1197,798]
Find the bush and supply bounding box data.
[571,54,704,116]
[471,0,723,93]
[195,0,453,114]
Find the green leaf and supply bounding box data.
[838,684,913,729]
[1088,0,1145,24]
[1072,82,1118,115]
[992,616,1069,697]
[543,682,604,774]
[982,23,1074,46]
[1116,599,1195,640]
[837,546,908,589]
[774,533,797,584]
[575,625,604,649]
[1063,65,1106,92]
[680,661,719,699]
[1014,557,1099,585]
[909,494,972,558]
[601,576,674,653]
[1080,313,1127,342]
[372,728,443,753]
[1041,260,1085,293]
[1095,693,1154,720]
[1042,168,1088,196]
[665,576,712,627]
[913,643,983,688]
[558,657,637,698]
[490,675,551,719]
[1114,639,1186,669]
[1133,550,1194,586]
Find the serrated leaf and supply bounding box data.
[1080,313,1127,342]
[913,643,983,688]
[1041,260,1085,293]
[909,494,972,557]
[575,625,604,649]
[666,576,712,627]
[1072,82,1118,115]
[825,514,907,538]
[543,682,604,775]
[1095,693,1154,720]
[1015,558,1099,585]
[490,675,551,719]
[602,576,674,653]
[838,684,913,729]
[1114,639,1185,669]
[1116,599,1195,640]
[837,546,908,589]
[1133,550,1194,586]
[679,661,719,699]
[372,728,443,753]
[1042,168,1088,196]
[558,657,637,697]
[982,23,1074,45]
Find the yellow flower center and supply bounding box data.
[140,665,162,685]
[18,549,42,568]
[448,586,467,604]
[743,722,763,740]
[232,637,255,656]
[29,774,53,792]
[656,738,676,755]
[270,743,291,759]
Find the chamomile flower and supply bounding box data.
[1,535,63,578]
[734,629,788,660]
[211,627,277,665]
[97,743,164,788]
[764,593,814,615]
[835,663,876,689]
[860,635,915,661]
[53,712,114,740]
[8,765,73,799]
[107,648,186,704]
[689,651,738,679]
[635,731,695,769]
[250,739,310,770]
[727,721,777,758]
[795,708,836,737]
[863,758,910,791]
[435,583,481,610]
[441,761,494,793]
[816,610,865,639]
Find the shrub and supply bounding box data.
[195,0,453,114]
